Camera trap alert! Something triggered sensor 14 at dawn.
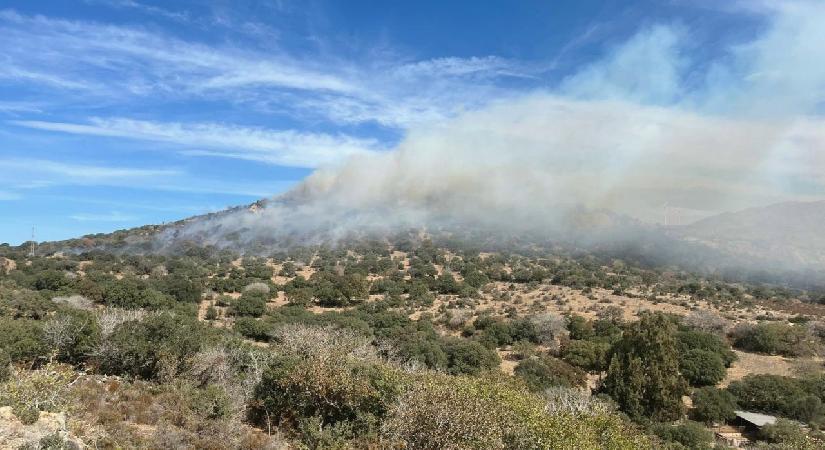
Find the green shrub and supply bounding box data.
[250,348,403,436]
[514,356,586,392]
[95,313,208,380]
[757,418,810,445]
[691,387,737,424]
[726,374,825,422]
[0,317,47,362]
[157,274,203,303]
[561,339,610,371]
[390,331,448,369]
[0,363,75,424]
[732,323,819,357]
[567,315,595,340]
[0,288,56,319]
[311,272,368,307]
[43,309,101,365]
[32,269,70,292]
[0,349,10,383]
[232,292,267,317]
[13,405,40,425]
[190,384,234,420]
[38,432,69,449]
[651,420,713,449]
[676,329,736,367]
[382,372,651,449]
[102,278,174,309]
[474,317,538,348]
[679,349,726,387]
[442,337,500,375]
[234,317,271,341]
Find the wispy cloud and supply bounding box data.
[0,9,357,99]
[70,211,138,222]
[86,0,191,23]
[0,158,180,181]
[11,118,380,168]
[0,9,531,128]
[0,101,42,114]
[0,157,295,198]
[0,158,180,201]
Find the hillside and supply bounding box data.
[676,201,825,270]
[3,228,825,448]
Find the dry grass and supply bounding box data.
[719,350,823,387]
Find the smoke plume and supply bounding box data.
[168,1,825,271]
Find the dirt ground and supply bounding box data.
[720,350,824,387]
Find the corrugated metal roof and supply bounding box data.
[735,410,777,427]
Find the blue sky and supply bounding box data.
[1,0,819,244]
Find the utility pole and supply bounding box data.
[29,226,36,257]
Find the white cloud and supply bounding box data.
[0,10,528,128]
[0,101,42,114]
[70,211,138,222]
[0,157,294,198]
[0,158,180,180]
[0,9,357,99]
[392,56,528,79]
[11,118,381,168]
[86,0,191,23]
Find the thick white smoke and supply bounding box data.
[169,1,825,254]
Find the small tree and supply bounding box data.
[679,349,726,387]
[602,313,689,421]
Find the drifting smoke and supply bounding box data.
[167,1,825,273]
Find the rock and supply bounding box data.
[0,406,83,449]
[0,257,16,274]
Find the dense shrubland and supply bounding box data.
[1,235,824,448]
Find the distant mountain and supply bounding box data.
[675,201,825,271]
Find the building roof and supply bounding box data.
[735,410,777,427]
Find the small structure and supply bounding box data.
[733,410,777,431]
[714,426,749,448]
[713,411,778,448]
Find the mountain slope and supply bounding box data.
[676,201,825,269]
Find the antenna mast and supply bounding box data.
[29,226,36,257]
